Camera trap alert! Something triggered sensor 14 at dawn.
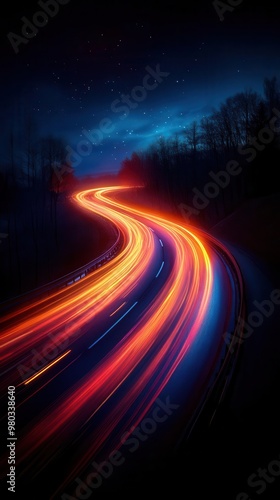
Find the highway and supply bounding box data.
[0,186,245,498]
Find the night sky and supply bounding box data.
[1,0,280,177]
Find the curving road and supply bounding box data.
[0,186,245,498]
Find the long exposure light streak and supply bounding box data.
[0,185,243,498]
[88,301,138,349]
[23,350,72,385]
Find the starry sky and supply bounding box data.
[1,0,280,177]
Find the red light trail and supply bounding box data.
[0,186,244,498]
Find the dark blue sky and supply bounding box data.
[1,0,280,177]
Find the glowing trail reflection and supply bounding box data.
[0,186,243,498]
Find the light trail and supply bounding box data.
[88,301,138,349]
[0,185,242,497]
[109,301,126,316]
[23,350,72,385]
[0,188,156,373]
[156,261,165,278]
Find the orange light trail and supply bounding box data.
[0,185,242,497]
[23,350,72,385]
[109,301,126,317]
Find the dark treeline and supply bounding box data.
[2,77,280,299]
[119,76,280,227]
[0,129,79,300]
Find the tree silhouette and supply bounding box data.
[119,76,280,227]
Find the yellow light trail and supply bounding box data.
[23,350,72,385]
